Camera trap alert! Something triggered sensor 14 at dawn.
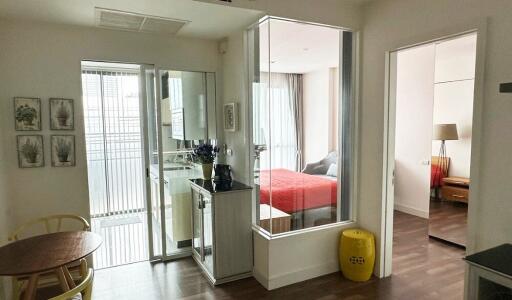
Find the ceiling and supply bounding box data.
[259,19,340,74]
[0,0,264,39]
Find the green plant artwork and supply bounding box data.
[51,135,75,167]
[14,98,41,131]
[17,135,44,168]
[50,98,74,130]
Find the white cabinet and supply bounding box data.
[190,179,253,285]
[464,244,512,299]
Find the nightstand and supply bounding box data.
[259,204,291,234]
[442,176,470,203]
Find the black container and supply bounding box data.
[214,164,232,182]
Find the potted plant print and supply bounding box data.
[20,139,40,164]
[56,102,70,127]
[55,137,72,162]
[15,104,37,126]
[192,144,219,180]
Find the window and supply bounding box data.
[248,17,355,236]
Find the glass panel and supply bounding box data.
[145,67,162,257]
[158,69,215,257]
[191,190,202,257]
[82,63,150,268]
[250,17,353,236]
[202,195,214,274]
[250,18,272,234]
[206,72,217,140]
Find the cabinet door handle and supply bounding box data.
[451,194,465,198]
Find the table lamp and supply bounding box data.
[433,123,458,178]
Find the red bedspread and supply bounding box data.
[259,169,337,214]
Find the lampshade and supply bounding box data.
[433,124,458,141]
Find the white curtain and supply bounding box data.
[253,72,302,171]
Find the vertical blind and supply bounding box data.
[253,72,302,171]
[82,69,145,217]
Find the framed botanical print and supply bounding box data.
[17,135,44,168]
[50,98,74,130]
[51,135,75,167]
[14,97,41,131]
[223,103,238,132]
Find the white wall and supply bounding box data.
[0,19,219,233]
[0,102,11,299]
[394,44,435,219]
[303,69,330,164]
[432,34,476,178]
[254,223,355,290]
[361,0,512,276]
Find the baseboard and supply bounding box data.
[266,261,339,290]
[394,203,429,218]
[252,268,269,290]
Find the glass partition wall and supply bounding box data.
[146,69,217,260]
[248,17,355,236]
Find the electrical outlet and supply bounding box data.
[226,148,233,156]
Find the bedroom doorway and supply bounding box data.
[382,29,484,277]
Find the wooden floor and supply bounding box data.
[37,210,466,299]
[428,200,468,246]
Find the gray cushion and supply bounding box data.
[302,152,338,175]
[326,163,337,177]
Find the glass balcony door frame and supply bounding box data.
[143,65,204,262]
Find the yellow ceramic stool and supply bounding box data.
[339,229,375,282]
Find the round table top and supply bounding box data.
[0,231,102,276]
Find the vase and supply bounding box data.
[57,117,68,127]
[23,119,34,126]
[25,153,38,164]
[58,153,69,162]
[202,163,213,180]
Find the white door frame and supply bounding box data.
[380,19,488,277]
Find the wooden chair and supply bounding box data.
[8,214,90,241]
[9,214,91,300]
[48,268,94,300]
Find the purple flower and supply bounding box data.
[192,144,219,164]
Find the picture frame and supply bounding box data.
[50,98,74,130]
[14,97,41,131]
[50,135,76,167]
[17,135,44,168]
[223,103,238,132]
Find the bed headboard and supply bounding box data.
[432,156,450,174]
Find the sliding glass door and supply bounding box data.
[82,62,150,268]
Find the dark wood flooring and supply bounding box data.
[36,211,466,299]
[428,200,468,247]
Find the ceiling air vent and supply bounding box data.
[95,8,189,34]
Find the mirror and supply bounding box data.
[159,70,216,147]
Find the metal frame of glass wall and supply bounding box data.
[246,16,359,238]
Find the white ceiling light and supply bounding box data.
[95,7,190,35]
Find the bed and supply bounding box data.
[259,168,338,230]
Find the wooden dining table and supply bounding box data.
[0,231,102,300]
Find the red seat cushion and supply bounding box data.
[431,165,444,188]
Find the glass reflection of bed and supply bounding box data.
[259,152,338,230]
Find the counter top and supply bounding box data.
[189,179,252,193]
[465,244,512,278]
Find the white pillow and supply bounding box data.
[326,163,337,177]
